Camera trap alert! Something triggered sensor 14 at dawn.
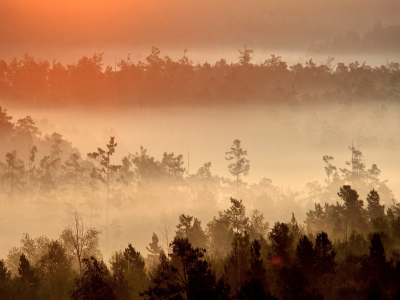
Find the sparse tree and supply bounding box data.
[61,211,101,275]
[88,137,121,252]
[226,139,250,196]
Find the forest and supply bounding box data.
[0,106,400,299]
[0,46,399,109]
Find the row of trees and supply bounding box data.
[1,186,400,299]
[0,47,399,107]
[1,105,398,251]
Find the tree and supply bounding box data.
[146,233,163,266]
[248,210,269,240]
[88,137,121,251]
[225,139,250,196]
[268,222,293,267]
[3,150,24,199]
[314,231,336,275]
[61,211,101,275]
[62,152,87,197]
[176,214,194,238]
[176,215,207,249]
[14,116,40,197]
[70,257,116,300]
[367,189,385,220]
[207,214,235,254]
[223,198,249,234]
[37,240,74,300]
[0,106,13,138]
[237,240,277,300]
[238,46,254,66]
[143,237,230,300]
[337,185,364,228]
[322,155,337,183]
[296,235,315,276]
[18,254,38,295]
[110,244,147,300]
[225,232,251,294]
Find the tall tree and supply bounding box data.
[61,211,101,275]
[14,116,40,198]
[88,137,121,252]
[225,139,250,196]
[3,150,24,199]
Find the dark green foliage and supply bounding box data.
[70,257,116,300]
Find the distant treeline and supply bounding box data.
[309,21,400,55]
[0,47,399,108]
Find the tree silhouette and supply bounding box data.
[4,150,24,199]
[88,137,121,252]
[367,189,385,220]
[146,232,163,265]
[225,139,250,196]
[238,46,254,66]
[70,256,116,300]
[143,237,230,300]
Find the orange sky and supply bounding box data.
[0,0,399,60]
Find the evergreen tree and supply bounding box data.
[314,231,336,275]
[143,237,230,300]
[70,257,116,300]
[225,139,250,196]
[268,222,293,266]
[296,235,315,275]
[367,189,385,220]
[88,137,121,252]
[146,233,163,265]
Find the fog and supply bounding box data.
[2,99,400,260]
[1,1,400,298]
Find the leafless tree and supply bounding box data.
[158,219,173,255]
[62,211,88,275]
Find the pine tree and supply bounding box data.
[225,139,250,196]
[146,233,163,262]
[367,189,385,220]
